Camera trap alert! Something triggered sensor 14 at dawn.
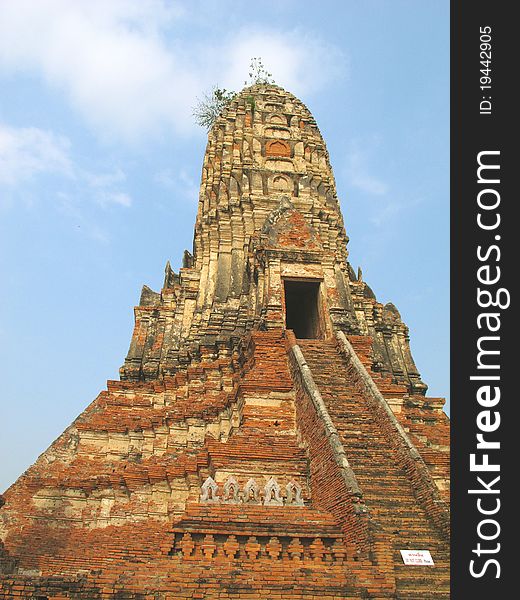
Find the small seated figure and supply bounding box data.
[263,477,283,506]
[286,480,304,506]
[244,478,261,504]
[200,476,220,503]
[223,476,240,503]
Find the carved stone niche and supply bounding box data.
[200,476,219,503]
[222,476,240,503]
[271,175,292,193]
[263,477,283,506]
[265,140,291,158]
[243,478,261,505]
[286,480,304,506]
[268,114,287,126]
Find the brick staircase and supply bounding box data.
[298,338,450,600]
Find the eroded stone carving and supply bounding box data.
[263,477,283,506]
[244,478,261,504]
[286,480,304,506]
[171,529,346,563]
[199,475,306,506]
[265,140,291,157]
[200,476,219,503]
[222,476,239,503]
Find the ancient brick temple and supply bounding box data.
[0,85,450,599]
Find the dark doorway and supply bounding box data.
[284,279,323,339]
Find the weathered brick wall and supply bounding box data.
[0,516,373,599]
[296,336,449,597]
[2,330,391,599]
[0,329,447,599]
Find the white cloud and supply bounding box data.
[0,0,196,141]
[0,2,346,141]
[345,143,388,196]
[57,191,111,244]
[0,122,132,211]
[369,200,402,227]
[218,29,346,98]
[0,124,72,185]
[97,191,132,208]
[84,168,126,189]
[342,138,402,230]
[343,138,426,229]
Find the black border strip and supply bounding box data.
[451,2,513,597]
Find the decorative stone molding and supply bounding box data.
[243,478,261,505]
[199,476,305,507]
[200,476,219,503]
[286,480,304,506]
[263,477,283,506]
[170,530,345,563]
[222,476,240,503]
[265,139,291,157]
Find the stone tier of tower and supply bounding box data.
[0,85,449,599]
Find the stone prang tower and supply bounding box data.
[0,85,450,599]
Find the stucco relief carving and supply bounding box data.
[199,476,305,506]
[286,480,304,506]
[223,476,240,503]
[263,477,283,506]
[265,140,291,157]
[200,476,219,503]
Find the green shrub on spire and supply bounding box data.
[192,86,236,130]
[244,57,274,86]
[193,58,274,129]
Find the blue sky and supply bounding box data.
[0,0,449,492]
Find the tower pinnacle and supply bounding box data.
[121,84,425,394]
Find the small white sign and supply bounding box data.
[400,550,435,566]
